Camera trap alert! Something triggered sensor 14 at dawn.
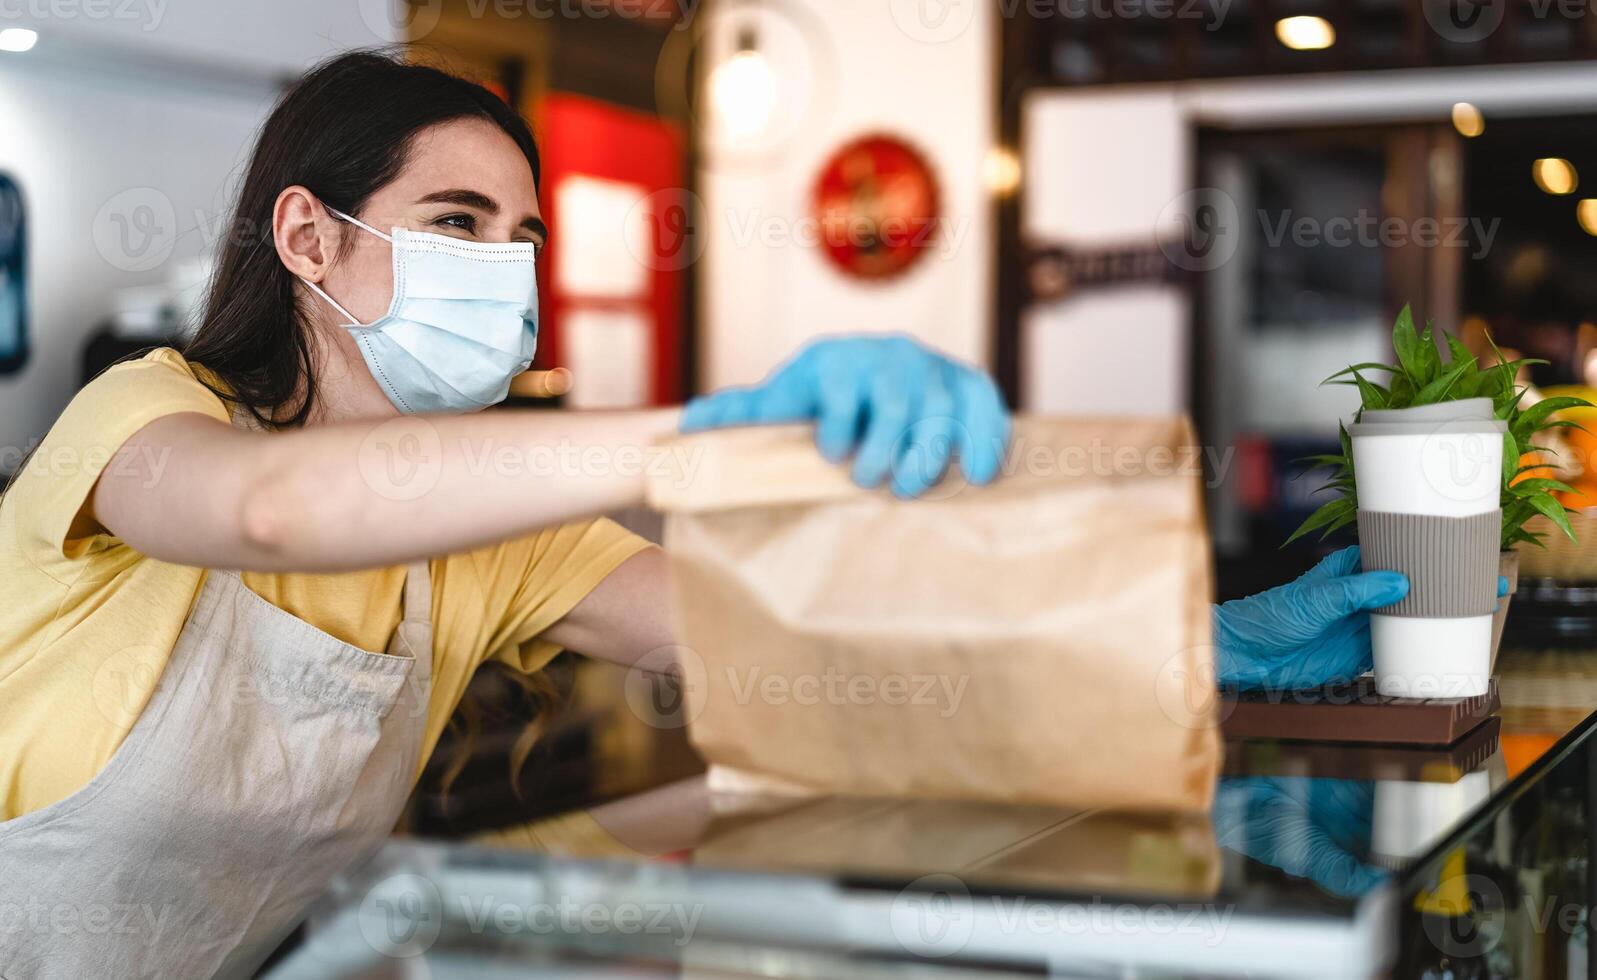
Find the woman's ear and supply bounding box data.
[273,186,339,281]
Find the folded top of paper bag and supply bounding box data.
[646,416,1203,513]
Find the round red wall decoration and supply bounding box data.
[811,134,940,281]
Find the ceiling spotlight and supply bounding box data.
[1275,16,1335,51]
[1534,158,1578,196]
[0,28,38,53]
[1452,102,1484,138]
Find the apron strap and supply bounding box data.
[401,561,433,625]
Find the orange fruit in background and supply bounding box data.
[1514,450,1556,485]
[1566,427,1597,477]
[1558,483,1597,508]
[1532,386,1597,505]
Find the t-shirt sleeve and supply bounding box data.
[482,517,653,675]
[9,350,229,576]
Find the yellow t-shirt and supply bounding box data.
[0,348,651,820]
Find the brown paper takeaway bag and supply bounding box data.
[644,416,1221,813]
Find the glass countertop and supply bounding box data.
[266,641,1597,979]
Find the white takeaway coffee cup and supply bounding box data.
[1349,398,1505,699]
[1371,770,1493,864]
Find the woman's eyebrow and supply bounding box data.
[417,188,499,212]
[417,188,545,240]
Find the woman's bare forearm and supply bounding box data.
[94,407,683,572]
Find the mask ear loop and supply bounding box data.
[296,204,394,327]
[298,277,364,327]
[324,205,394,243]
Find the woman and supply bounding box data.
[0,52,1405,978]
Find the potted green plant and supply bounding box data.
[1288,306,1589,696]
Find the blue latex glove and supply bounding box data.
[1215,546,1409,691]
[1214,776,1385,899]
[1217,547,1512,691]
[680,335,1011,498]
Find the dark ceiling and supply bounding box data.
[1006,0,1597,88]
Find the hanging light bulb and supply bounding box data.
[710,25,777,142]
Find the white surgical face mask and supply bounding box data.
[299,206,540,414]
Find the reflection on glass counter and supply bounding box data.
[263,637,1597,979]
[1395,709,1597,979]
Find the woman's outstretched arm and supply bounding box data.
[94,333,1012,576]
[93,407,681,573]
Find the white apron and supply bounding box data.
[0,557,434,979]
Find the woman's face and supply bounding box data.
[318,115,545,325]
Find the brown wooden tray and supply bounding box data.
[1222,717,1501,781]
[1219,678,1499,746]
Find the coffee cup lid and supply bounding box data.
[1348,417,1507,438]
[1359,397,1496,425]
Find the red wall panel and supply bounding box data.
[534,93,685,405]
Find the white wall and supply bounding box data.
[1021,61,1597,418]
[1021,90,1188,417]
[0,2,402,461]
[697,0,995,388]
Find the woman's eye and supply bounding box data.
[436,213,477,234]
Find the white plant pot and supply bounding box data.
[1349,399,1504,700]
